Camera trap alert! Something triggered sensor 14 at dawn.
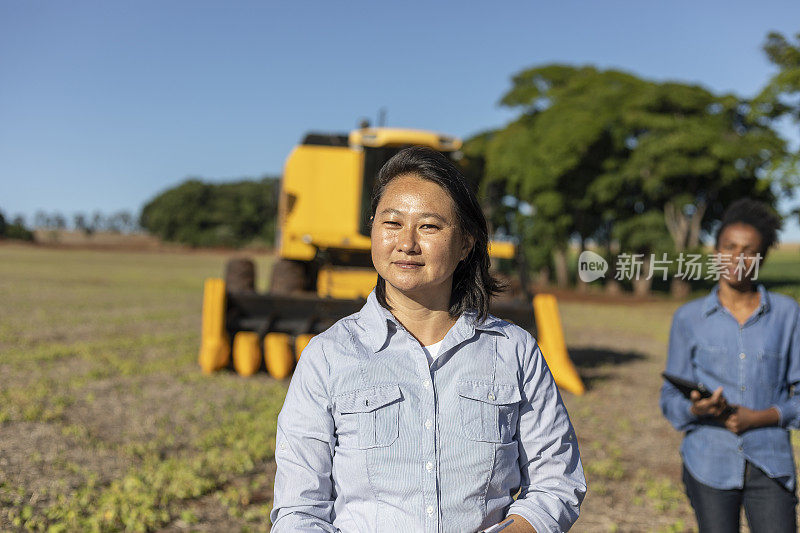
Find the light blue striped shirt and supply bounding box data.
[270,290,586,532]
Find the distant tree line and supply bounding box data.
[460,31,800,296]
[32,210,138,234]
[0,210,34,241]
[0,208,144,242]
[139,176,280,248]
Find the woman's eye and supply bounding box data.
[383,221,401,227]
[420,224,440,230]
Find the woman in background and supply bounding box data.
[660,199,800,532]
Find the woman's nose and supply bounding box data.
[397,228,420,254]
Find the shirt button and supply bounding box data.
[487,392,496,401]
[741,385,746,391]
[426,505,434,515]
[424,419,433,429]
[423,380,431,388]
[740,352,746,360]
[738,445,744,452]
[425,461,434,472]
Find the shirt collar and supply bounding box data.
[702,283,770,317]
[360,289,508,353]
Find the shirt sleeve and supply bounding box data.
[774,304,800,429]
[269,337,339,532]
[659,311,699,432]
[506,332,586,533]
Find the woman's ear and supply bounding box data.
[461,234,475,261]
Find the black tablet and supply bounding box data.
[661,372,712,399]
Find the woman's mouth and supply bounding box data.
[394,261,424,269]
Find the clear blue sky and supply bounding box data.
[2,1,799,239]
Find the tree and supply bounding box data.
[754,31,800,222]
[0,210,34,241]
[118,211,134,232]
[460,130,514,237]
[52,213,67,230]
[106,211,132,233]
[139,176,280,248]
[73,213,89,234]
[484,65,651,287]
[618,82,783,295]
[91,211,105,233]
[34,210,49,229]
[482,64,785,295]
[754,32,800,124]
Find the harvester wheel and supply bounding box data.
[269,259,307,294]
[225,258,256,293]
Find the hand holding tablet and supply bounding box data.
[661,372,713,399]
[663,372,734,418]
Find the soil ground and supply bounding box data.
[1,242,798,532]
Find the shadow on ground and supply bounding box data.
[567,347,647,390]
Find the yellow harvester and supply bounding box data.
[199,126,585,395]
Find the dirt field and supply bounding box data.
[0,243,797,532]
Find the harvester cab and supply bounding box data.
[198,126,585,395]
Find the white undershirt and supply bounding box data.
[421,339,444,367]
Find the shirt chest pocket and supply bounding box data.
[695,345,727,382]
[757,350,782,386]
[333,384,402,449]
[457,381,521,443]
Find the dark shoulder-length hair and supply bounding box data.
[369,146,503,320]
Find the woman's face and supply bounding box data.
[371,174,473,300]
[715,222,764,286]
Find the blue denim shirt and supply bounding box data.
[270,291,586,532]
[660,284,800,490]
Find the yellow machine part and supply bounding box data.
[198,278,230,374]
[265,333,294,379]
[533,294,585,396]
[295,334,315,359]
[279,144,371,261]
[317,267,377,299]
[232,331,261,377]
[487,240,515,260]
[349,128,462,151]
[278,130,464,263]
[314,239,514,299]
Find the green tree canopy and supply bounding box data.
[477,64,786,288]
[754,31,800,218]
[754,32,800,123]
[0,209,34,241]
[139,177,279,248]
